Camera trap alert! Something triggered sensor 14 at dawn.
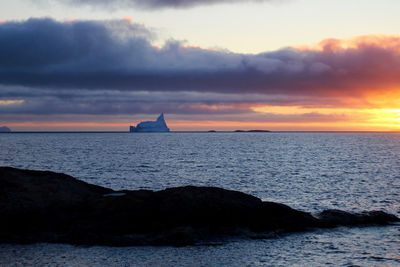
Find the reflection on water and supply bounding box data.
[0,225,399,266]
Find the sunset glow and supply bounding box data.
[1,1,400,131]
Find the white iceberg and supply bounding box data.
[129,113,170,132]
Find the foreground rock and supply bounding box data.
[0,167,398,246]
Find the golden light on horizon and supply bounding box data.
[0,100,25,105]
[4,91,400,132]
[251,105,400,131]
[6,115,400,132]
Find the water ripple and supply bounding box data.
[1,132,400,265]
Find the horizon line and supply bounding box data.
[3,130,400,133]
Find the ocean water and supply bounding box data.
[0,132,399,266]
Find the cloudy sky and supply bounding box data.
[1,0,400,131]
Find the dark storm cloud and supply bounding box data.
[0,84,352,117]
[0,18,153,72]
[0,86,261,115]
[2,18,400,98]
[1,18,400,120]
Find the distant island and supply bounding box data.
[234,130,270,132]
[130,113,170,132]
[0,126,11,133]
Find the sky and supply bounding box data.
[1,0,400,131]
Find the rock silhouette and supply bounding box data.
[0,167,398,246]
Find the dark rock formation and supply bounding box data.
[317,209,400,227]
[0,167,398,246]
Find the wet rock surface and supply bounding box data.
[0,167,398,246]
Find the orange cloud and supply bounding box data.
[66,17,80,22]
[124,16,134,23]
[298,34,400,53]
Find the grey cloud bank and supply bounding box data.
[2,18,399,95]
[1,18,400,125]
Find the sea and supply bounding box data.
[0,132,399,266]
